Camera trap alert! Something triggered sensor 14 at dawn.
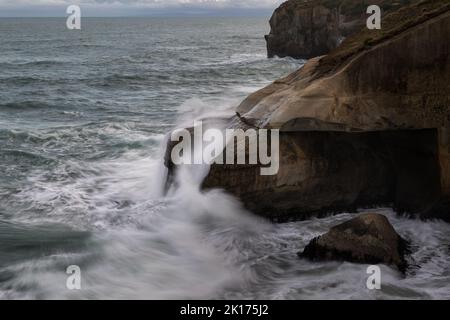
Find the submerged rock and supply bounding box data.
[300,213,410,272]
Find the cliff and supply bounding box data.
[242,1,450,131]
[266,0,415,59]
[202,0,450,221]
[165,0,450,222]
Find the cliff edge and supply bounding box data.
[203,0,450,221]
[266,0,415,59]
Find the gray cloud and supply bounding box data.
[0,0,283,11]
[0,0,283,16]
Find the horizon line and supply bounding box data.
[0,15,271,18]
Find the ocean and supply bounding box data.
[0,17,449,299]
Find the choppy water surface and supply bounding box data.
[0,17,449,300]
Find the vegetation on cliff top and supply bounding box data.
[280,0,415,17]
[315,0,450,76]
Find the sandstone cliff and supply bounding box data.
[266,0,415,59]
[201,0,450,221]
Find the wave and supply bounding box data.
[103,74,149,82]
[4,156,450,299]
[0,76,71,86]
[86,74,151,88]
[53,44,112,50]
[0,101,57,110]
[1,82,450,300]
[0,60,67,68]
[198,53,267,67]
[0,149,55,165]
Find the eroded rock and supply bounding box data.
[246,1,450,131]
[266,0,415,59]
[164,1,450,222]
[203,129,441,221]
[299,213,410,272]
[202,1,450,221]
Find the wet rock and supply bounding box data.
[420,196,450,223]
[203,129,441,221]
[300,213,410,272]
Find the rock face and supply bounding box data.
[245,1,450,131]
[266,1,342,59]
[300,213,410,272]
[165,1,450,222]
[203,0,450,221]
[203,129,441,221]
[265,0,414,59]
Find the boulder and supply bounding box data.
[299,213,410,272]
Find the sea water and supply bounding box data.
[0,17,449,300]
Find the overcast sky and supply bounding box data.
[0,0,284,17]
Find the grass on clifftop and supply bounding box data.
[285,0,415,18]
[314,0,450,77]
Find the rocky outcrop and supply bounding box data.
[266,0,415,59]
[300,213,410,272]
[246,1,450,131]
[266,1,342,59]
[165,1,450,222]
[203,129,441,221]
[202,0,450,221]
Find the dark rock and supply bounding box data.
[266,0,415,59]
[300,213,410,272]
[203,129,441,221]
[164,1,450,222]
[266,1,342,59]
[420,196,450,223]
[163,116,230,193]
[201,1,450,222]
